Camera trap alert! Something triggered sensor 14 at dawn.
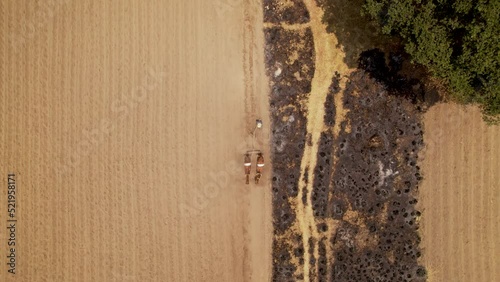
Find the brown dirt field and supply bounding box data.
[0,0,271,281]
[419,103,500,281]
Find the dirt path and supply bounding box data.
[292,1,351,280]
[0,0,271,281]
[419,103,500,282]
[243,1,273,281]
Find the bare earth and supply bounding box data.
[419,103,500,281]
[0,0,271,281]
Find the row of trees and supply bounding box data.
[362,0,499,123]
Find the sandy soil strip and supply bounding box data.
[295,1,351,280]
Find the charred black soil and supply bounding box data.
[264,0,311,25]
[327,71,426,281]
[265,1,427,281]
[265,4,313,277]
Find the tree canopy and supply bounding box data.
[363,0,500,123]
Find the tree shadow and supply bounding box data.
[316,0,392,68]
[315,0,443,108]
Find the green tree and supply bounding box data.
[363,0,500,123]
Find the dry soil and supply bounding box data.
[419,103,500,282]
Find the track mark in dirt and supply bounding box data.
[243,0,259,133]
[242,0,256,279]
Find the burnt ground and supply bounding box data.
[264,0,311,25]
[265,1,428,281]
[264,0,314,277]
[325,71,426,281]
